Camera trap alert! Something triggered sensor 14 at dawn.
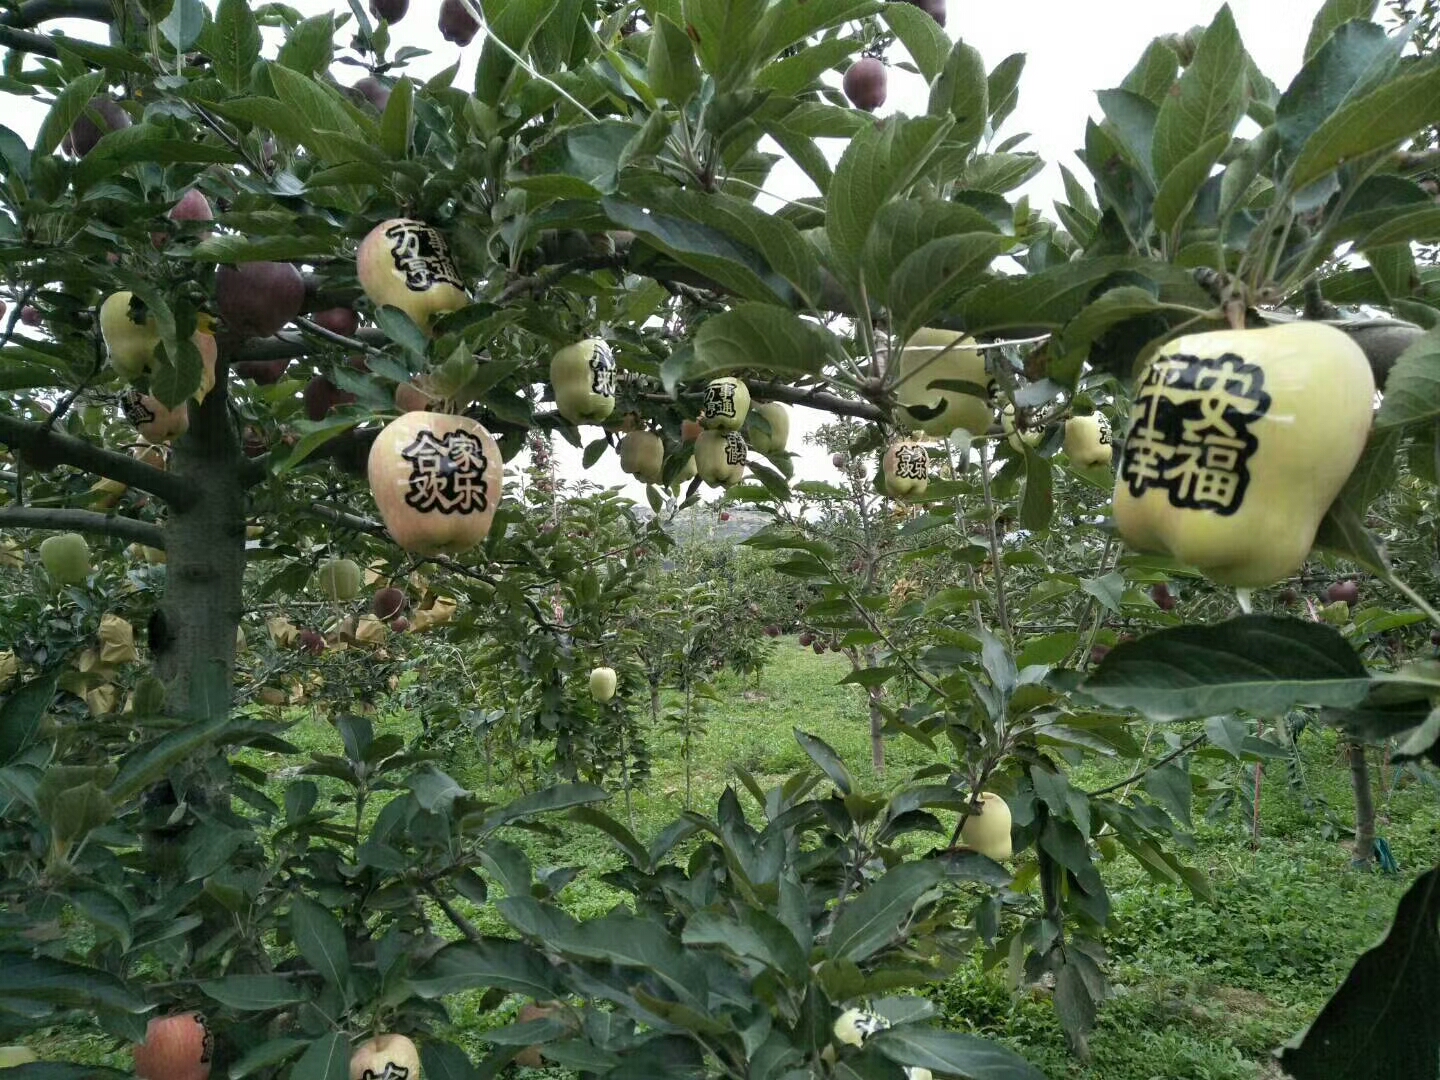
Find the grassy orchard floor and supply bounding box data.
[46,644,1440,1078]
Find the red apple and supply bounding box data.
[439,0,480,44]
[372,587,407,620]
[1327,580,1360,606]
[304,376,356,421]
[765,624,780,637]
[832,452,847,469]
[798,632,814,646]
[233,359,290,385]
[369,0,408,20]
[133,1012,213,1080]
[843,57,888,111]
[169,189,213,223]
[353,77,392,112]
[216,261,305,339]
[905,0,946,24]
[1149,583,1176,612]
[719,512,731,522]
[1278,587,1299,606]
[19,305,41,327]
[298,629,326,655]
[390,616,410,633]
[312,307,360,337]
[1089,644,1111,665]
[62,96,131,157]
[812,641,826,654]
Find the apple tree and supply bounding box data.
[1,0,1440,1078]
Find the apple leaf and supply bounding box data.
[1280,868,1440,1080]
[1076,615,1371,720]
[661,304,840,395]
[288,1033,348,1080]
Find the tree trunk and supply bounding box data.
[155,371,245,718]
[1348,739,1376,866]
[865,646,885,774]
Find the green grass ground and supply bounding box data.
[36,643,1440,1078]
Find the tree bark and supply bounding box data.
[1348,739,1376,867]
[154,363,246,717]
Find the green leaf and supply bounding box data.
[661,304,839,395]
[1018,447,1053,532]
[159,0,206,51]
[288,896,351,992]
[987,53,1026,129]
[830,860,945,963]
[751,0,880,67]
[794,728,853,795]
[1121,38,1180,105]
[379,76,415,160]
[0,670,58,766]
[1078,615,1371,721]
[928,39,988,147]
[276,13,336,77]
[683,0,768,87]
[412,939,564,1000]
[755,39,858,97]
[1097,88,1159,185]
[648,15,702,105]
[1288,63,1440,191]
[604,195,797,305]
[1303,0,1379,62]
[634,188,826,308]
[1277,20,1401,168]
[1153,132,1230,235]
[192,234,338,263]
[474,0,560,105]
[882,1,951,83]
[864,1025,1048,1080]
[73,126,240,192]
[1376,327,1440,429]
[481,782,609,833]
[108,713,231,802]
[201,0,262,94]
[35,70,106,156]
[889,233,1012,340]
[421,1043,483,1080]
[199,974,308,1010]
[827,115,952,291]
[0,956,148,1014]
[228,1038,310,1079]
[1150,5,1246,185]
[288,1034,348,1080]
[1279,868,1440,1080]
[960,256,1195,335]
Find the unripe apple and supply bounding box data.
[234,359,290,384]
[315,558,363,601]
[350,1033,419,1080]
[40,532,90,584]
[358,219,469,333]
[895,328,993,436]
[960,792,1012,860]
[100,291,161,380]
[0,1046,37,1067]
[843,57,887,111]
[1149,582,1176,612]
[373,587,407,620]
[619,430,665,484]
[1327,580,1360,606]
[63,95,131,157]
[19,305,41,327]
[368,412,503,555]
[122,389,189,443]
[694,430,747,487]
[353,76,392,112]
[298,629,326,655]
[439,0,480,44]
[133,1012,213,1080]
[551,338,617,424]
[1063,413,1112,468]
[304,376,356,421]
[216,261,305,339]
[883,439,929,499]
[312,307,361,337]
[590,666,617,702]
[833,1008,889,1048]
[669,453,697,492]
[747,401,790,454]
[699,376,750,430]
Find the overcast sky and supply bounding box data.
[24,2,1319,502]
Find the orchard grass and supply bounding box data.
[50,643,1438,1078]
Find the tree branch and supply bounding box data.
[0,23,58,56]
[0,415,197,509]
[1086,734,1207,799]
[1,0,113,26]
[0,505,163,548]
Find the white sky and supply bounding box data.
[21,2,1318,502]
